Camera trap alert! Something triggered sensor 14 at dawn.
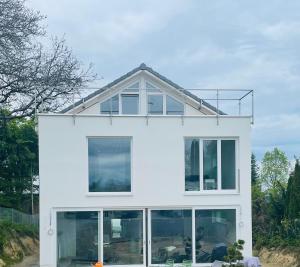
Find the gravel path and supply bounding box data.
[11,254,39,267]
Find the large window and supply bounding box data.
[184,139,237,192]
[57,211,99,267]
[195,209,236,263]
[103,210,144,265]
[151,210,192,264]
[88,137,131,193]
[56,208,237,266]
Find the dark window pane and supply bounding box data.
[148,95,163,114]
[101,95,119,114]
[88,137,131,192]
[195,209,236,263]
[221,140,236,189]
[151,210,192,264]
[166,96,184,115]
[203,140,218,190]
[103,210,143,265]
[122,95,139,114]
[57,211,98,267]
[185,139,200,191]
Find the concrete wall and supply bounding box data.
[39,114,252,267]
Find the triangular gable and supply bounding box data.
[61,63,224,115]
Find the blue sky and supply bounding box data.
[27,0,300,160]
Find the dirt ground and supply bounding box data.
[11,254,39,267]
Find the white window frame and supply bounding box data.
[100,81,141,115]
[54,208,146,267]
[147,207,193,267]
[184,137,239,195]
[54,206,239,267]
[146,81,185,116]
[86,136,134,196]
[192,206,239,267]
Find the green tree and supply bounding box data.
[261,148,289,189]
[286,160,300,220]
[0,118,38,212]
[251,153,259,185]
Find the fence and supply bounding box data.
[0,207,39,226]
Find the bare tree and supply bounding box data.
[0,0,95,119]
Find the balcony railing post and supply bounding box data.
[251,90,254,124]
[216,89,219,125]
[238,100,241,116]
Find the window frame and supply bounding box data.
[54,206,239,267]
[99,81,141,115]
[86,136,134,196]
[146,81,185,116]
[184,137,239,195]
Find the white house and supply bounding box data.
[39,63,252,267]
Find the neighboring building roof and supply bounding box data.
[61,63,225,114]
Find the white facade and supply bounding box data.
[39,65,252,267]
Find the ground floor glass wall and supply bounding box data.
[56,208,236,266]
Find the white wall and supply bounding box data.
[39,114,252,267]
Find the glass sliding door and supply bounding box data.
[57,211,99,267]
[150,210,192,264]
[195,209,236,263]
[103,210,144,265]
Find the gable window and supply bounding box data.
[122,94,139,114]
[100,82,140,115]
[100,95,119,114]
[88,137,131,193]
[166,96,184,115]
[148,95,163,114]
[185,138,237,192]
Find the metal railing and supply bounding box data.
[37,87,254,124]
[0,207,39,226]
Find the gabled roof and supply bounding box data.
[61,63,224,114]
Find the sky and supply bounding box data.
[27,0,300,160]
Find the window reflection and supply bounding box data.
[203,140,218,190]
[185,139,200,191]
[88,137,131,192]
[103,210,143,265]
[101,95,119,114]
[195,209,236,263]
[166,96,184,115]
[221,140,236,189]
[148,95,163,114]
[57,212,98,267]
[122,95,139,114]
[151,210,192,264]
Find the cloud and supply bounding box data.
[25,0,300,159]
